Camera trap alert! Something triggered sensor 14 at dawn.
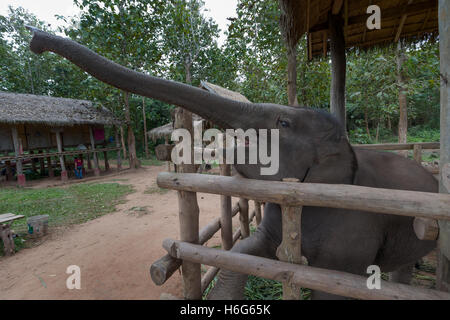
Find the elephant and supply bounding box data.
[27,28,437,299]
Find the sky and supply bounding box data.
[0,0,238,45]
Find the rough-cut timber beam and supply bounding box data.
[437,0,450,292]
[311,1,438,33]
[163,239,450,300]
[157,172,450,221]
[352,142,440,150]
[332,0,344,15]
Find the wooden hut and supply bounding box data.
[0,91,122,186]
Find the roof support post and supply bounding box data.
[89,126,100,176]
[329,13,347,129]
[46,154,54,178]
[11,126,25,187]
[437,0,450,292]
[115,127,122,171]
[55,130,67,182]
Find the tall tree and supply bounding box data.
[67,0,165,168]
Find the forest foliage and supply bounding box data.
[0,0,441,155]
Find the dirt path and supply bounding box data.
[0,166,244,300]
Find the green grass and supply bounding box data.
[0,182,133,254]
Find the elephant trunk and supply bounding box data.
[27,27,265,130]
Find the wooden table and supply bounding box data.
[0,213,25,256]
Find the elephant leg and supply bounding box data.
[389,263,414,284]
[208,203,282,300]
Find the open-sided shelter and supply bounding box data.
[0,91,122,186]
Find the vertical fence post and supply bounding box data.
[238,198,250,239]
[437,0,450,292]
[175,107,202,300]
[413,144,423,163]
[255,201,262,226]
[277,178,303,300]
[220,164,233,250]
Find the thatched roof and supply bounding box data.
[148,122,173,142]
[200,81,251,103]
[0,91,120,126]
[147,82,252,142]
[279,0,438,58]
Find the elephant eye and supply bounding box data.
[279,120,290,128]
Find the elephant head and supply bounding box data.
[27,27,356,184]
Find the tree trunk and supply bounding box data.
[364,104,371,140]
[142,97,149,159]
[287,44,299,107]
[397,41,408,157]
[329,14,347,129]
[120,126,127,159]
[124,92,139,169]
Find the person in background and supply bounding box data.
[74,156,83,179]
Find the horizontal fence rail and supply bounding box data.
[0,147,120,162]
[352,142,440,150]
[157,172,450,221]
[163,239,450,300]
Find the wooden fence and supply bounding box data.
[150,169,450,300]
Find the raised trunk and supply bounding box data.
[27,28,276,130]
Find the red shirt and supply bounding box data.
[75,159,83,167]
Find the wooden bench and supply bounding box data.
[0,213,25,256]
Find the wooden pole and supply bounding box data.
[30,150,37,173]
[46,156,54,178]
[277,205,303,299]
[163,239,450,300]
[220,164,233,250]
[255,201,262,226]
[89,126,100,176]
[165,136,170,172]
[437,0,450,292]
[103,149,110,171]
[413,144,423,163]
[38,150,45,175]
[174,106,202,300]
[329,13,347,129]
[157,172,450,221]
[238,198,250,239]
[115,127,122,171]
[150,204,240,286]
[55,131,68,182]
[11,126,25,187]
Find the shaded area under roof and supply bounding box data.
[279,0,438,58]
[0,91,120,126]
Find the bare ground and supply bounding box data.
[0,165,245,300]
